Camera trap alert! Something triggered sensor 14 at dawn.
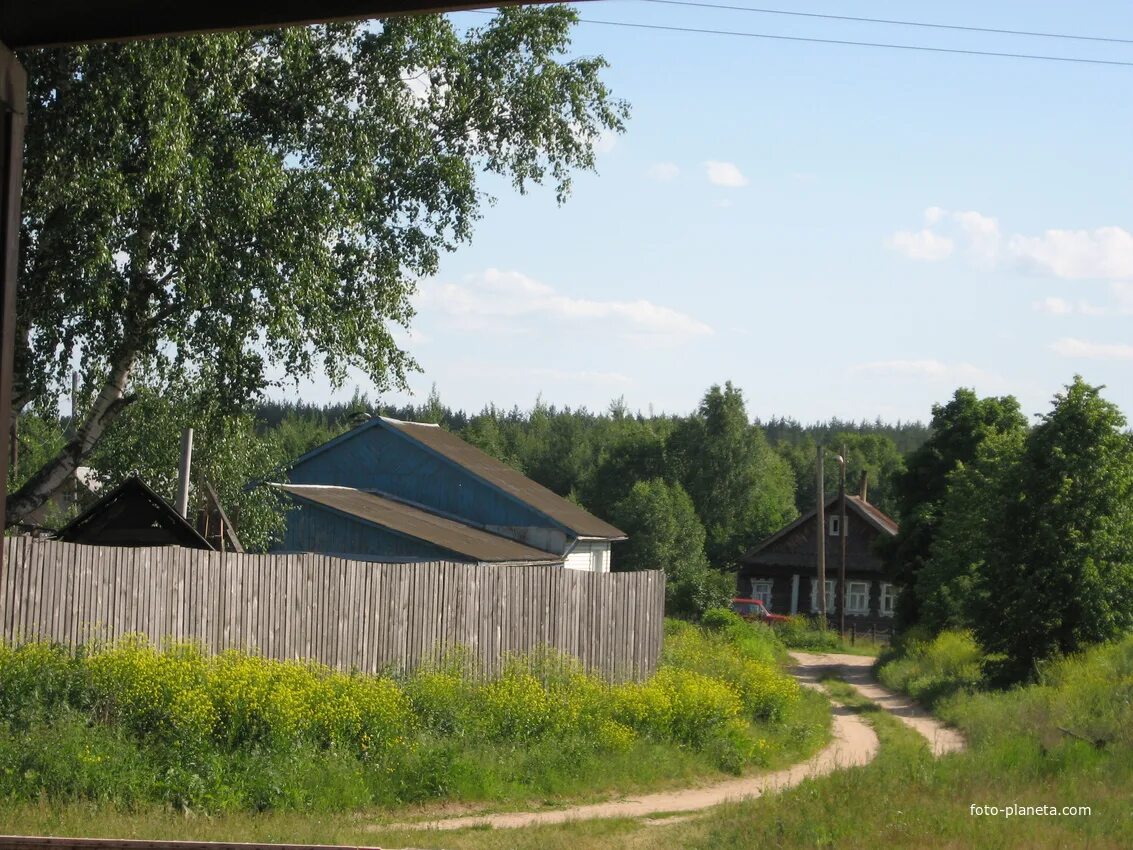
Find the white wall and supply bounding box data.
[564,540,612,572]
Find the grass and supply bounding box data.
[8,628,1131,848]
[0,614,827,817]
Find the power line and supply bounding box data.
[638,0,1133,46]
[535,14,1133,68]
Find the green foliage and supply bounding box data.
[877,630,985,707]
[12,9,627,524]
[0,621,810,810]
[886,389,1027,626]
[774,615,842,651]
[607,478,730,618]
[976,378,1133,680]
[673,382,797,568]
[914,428,1024,634]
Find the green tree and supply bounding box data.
[977,378,1133,680]
[608,479,731,618]
[885,388,1027,626]
[672,382,797,568]
[776,432,905,519]
[9,7,627,525]
[914,428,1024,634]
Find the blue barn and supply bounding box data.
[270,417,626,569]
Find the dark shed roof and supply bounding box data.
[277,484,563,563]
[379,418,628,540]
[57,475,215,550]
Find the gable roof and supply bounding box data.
[286,417,627,541]
[276,484,563,564]
[57,475,214,550]
[742,495,898,562]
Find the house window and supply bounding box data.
[810,579,835,613]
[750,579,773,608]
[828,516,846,536]
[880,582,896,617]
[846,581,870,615]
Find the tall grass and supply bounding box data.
[0,617,825,814]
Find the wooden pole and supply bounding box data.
[839,444,848,638]
[816,445,826,622]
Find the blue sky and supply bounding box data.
[274,0,1133,424]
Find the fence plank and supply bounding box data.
[1,542,662,680]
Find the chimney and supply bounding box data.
[858,470,869,503]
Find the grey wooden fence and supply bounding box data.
[0,537,664,680]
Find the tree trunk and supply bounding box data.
[5,346,136,527]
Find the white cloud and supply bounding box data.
[886,229,954,262]
[1032,297,1074,315]
[889,208,1133,281]
[647,162,680,181]
[418,269,713,339]
[1009,226,1133,280]
[704,161,749,188]
[1050,337,1133,360]
[924,206,947,225]
[852,359,1000,385]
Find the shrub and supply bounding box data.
[878,629,984,706]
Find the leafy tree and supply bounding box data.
[608,478,731,618]
[977,378,1133,679]
[914,428,1024,634]
[9,7,627,525]
[672,382,797,568]
[884,388,1027,626]
[581,421,670,517]
[775,432,905,519]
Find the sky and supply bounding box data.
[270,0,1133,425]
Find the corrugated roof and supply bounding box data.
[276,484,563,564]
[379,418,628,540]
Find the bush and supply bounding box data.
[775,615,841,651]
[877,629,984,706]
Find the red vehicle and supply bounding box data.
[731,597,790,623]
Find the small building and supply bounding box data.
[56,475,214,550]
[271,417,626,569]
[737,492,898,627]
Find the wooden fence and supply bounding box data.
[0,537,665,681]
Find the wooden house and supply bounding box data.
[271,417,626,569]
[737,492,898,627]
[56,475,214,550]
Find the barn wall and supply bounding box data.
[278,501,464,562]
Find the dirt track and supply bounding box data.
[374,650,962,834]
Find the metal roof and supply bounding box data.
[379,417,628,540]
[276,483,563,563]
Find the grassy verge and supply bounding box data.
[0,613,828,818]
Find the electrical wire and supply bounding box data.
[472,12,1133,68]
[637,0,1133,46]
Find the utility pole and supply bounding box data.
[839,445,848,638]
[174,427,193,518]
[816,445,826,622]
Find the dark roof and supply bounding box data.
[277,484,563,563]
[57,475,214,550]
[378,418,627,540]
[742,494,898,561]
[1,1,549,48]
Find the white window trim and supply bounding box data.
[828,515,848,537]
[879,582,896,618]
[846,581,870,615]
[810,578,836,613]
[749,578,774,608]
